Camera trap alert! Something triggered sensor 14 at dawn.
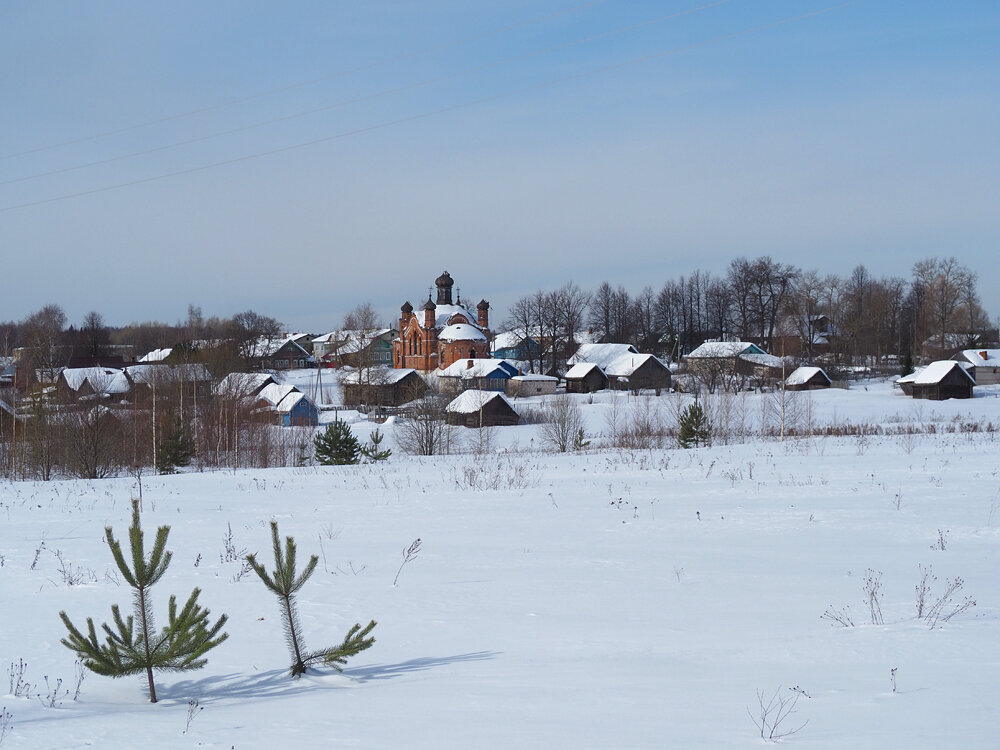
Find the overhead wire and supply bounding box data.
[0,0,736,187]
[0,0,614,161]
[0,4,849,214]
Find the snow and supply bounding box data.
[2,379,1000,748]
[432,304,478,329]
[565,362,603,379]
[256,382,301,406]
[137,348,172,363]
[567,343,638,369]
[956,349,1000,367]
[59,367,130,394]
[438,359,517,379]
[603,352,662,378]
[687,341,762,358]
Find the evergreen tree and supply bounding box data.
[314,419,361,465]
[246,522,376,677]
[59,500,228,703]
[360,428,392,462]
[677,397,712,449]
[156,415,194,474]
[901,351,914,377]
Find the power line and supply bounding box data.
[0,4,849,214]
[1,0,735,187]
[0,0,613,162]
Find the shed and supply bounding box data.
[910,361,974,401]
[784,366,832,391]
[446,390,520,428]
[564,363,608,393]
[505,374,558,397]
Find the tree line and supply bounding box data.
[503,255,993,370]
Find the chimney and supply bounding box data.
[467,360,474,369]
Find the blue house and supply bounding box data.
[276,391,319,426]
[439,358,520,393]
[492,332,540,362]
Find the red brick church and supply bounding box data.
[393,271,491,372]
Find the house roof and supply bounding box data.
[567,343,639,369]
[249,335,312,359]
[214,372,276,397]
[445,389,517,415]
[341,367,420,385]
[138,348,172,363]
[686,341,766,358]
[275,391,313,414]
[439,358,518,378]
[603,353,666,378]
[740,352,786,369]
[257,383,301,406]
[912,360,974,385]
[493,331,533,350]
[509,374,558,382]
[956,349,1000,367]
[61,367,130,394]
[438,323,488,343]
[564,362,605,379]
[785,366,830,386]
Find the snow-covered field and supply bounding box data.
[2,380,999,748]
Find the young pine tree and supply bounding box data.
[156,415,194,474]
[360,427,392,462]
[59,500,228,703]
[677,397,712,449]
[314,419,361,465]
[246,522,376,677]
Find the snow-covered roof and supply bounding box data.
[956,349,1000,367]
[433,304,478,329]
[493,331,532,350]
[249,335,311,359]
[438,324,487,343]
[686,341,765,358]
[275,391,313,414]
[740,352,785,369]
[214,372,275,397]
[896,369,920,385]
[603,353,665,378]
[509,374,558,382]
[341,367,420,386]
[257,383,301,406]
[912,360,974,385]
[138,348,172,363]
[565,362,604,379]
[61,367,130,394]
[445,389,517,415]
[785,366,830,386]
[567,343,639,369]
[439,358,518,379]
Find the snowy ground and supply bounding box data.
[2,379,999,748]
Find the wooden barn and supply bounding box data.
[342,368,426,407]
[446,390,520,428]
[564,363,608,393]
[784,366,832,391]
[910,361,975,401]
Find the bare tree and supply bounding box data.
[395,390,451,456]
[19,304,68,386]
[80,311,109,358]
[538,394,585,452]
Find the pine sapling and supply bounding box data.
[59,500,228,703]
[360,428,392,462]
[246,522,375,677]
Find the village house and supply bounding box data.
[784,366,832,391]
[437,358,519,394]
[909,361,975,401]
[952,349,1000,386]
[564,362,609,394]
[342,367,427,407]
[394,271,491,372]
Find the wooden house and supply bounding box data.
[604,353,672,394]
[438,359,519,394]
[505,374,558,397]
[910,361,975,401]
[492,332,540,362]
[249,336,315,370]
[784,366,832,391]
[952,349,1000,386]
[564,363,608,393]
[446,390,520,428]
[342,368,427,407]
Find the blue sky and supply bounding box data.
[2,0,998,331]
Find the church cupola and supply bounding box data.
[435,271,454,305]
[423,297,437,329]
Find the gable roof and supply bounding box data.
[445,389,517,415]
[785,366,831,386]
[341,367,421,385]
[955,349,1000,367]
[439,358,519,379]
[912,360,974,385]
[564,362,605,380]
[603,353,667,378]
[214,372,276,397]
[256,383,301,406]
[686,341,766,358]
[567,343,639,369]
[61,367,130,394]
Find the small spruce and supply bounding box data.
[677,396,712,449]
[314,419,361,465]
[246,522,375,677]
